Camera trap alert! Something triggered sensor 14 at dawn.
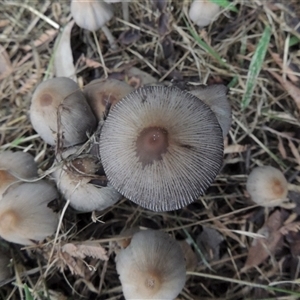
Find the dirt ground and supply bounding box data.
[1,0,300,299]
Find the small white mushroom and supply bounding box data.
[246,166,289,207]
[0,151,38,197]
[116,229,186,299]
[0,181,59,245]
[53,147,121,212]
[30,77,97,147]
[189,0,221,27]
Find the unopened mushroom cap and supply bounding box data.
[53,146,121,212]
[189,0,221,27]
[71,0,113,31]
[0,181,58,245]
[246,166,288,207]
[189,84,231,138]
[83,78,133,121]
[0,151,38,197]
[116,230,186,299]
[100,86,224,211]
[30,77,97,146]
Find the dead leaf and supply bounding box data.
[62,242,108,261]
[286,231,300,256]
[277,136,287,159]
[242,210,286,271]
[179,240,198,271]
[0,45,12,78]
[54,21,76,81]
[22,29,58,52]
[0,20,10,27]
[119,29,140,45]
[158,13,169,36]
[268,70,300,110]
[161,35,174,59]
[288,139,300,167]
[224,144,248,154]
[17,73,40,95]
[196,226,224,262]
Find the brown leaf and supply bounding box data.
[62,242,108,261]
[0,45,12,78]
[158,13,169,36]
[286,231,300,256]
[242,210,286,271]
[288,139,300,167]
[119,29,140,45]
[268,70,300,110]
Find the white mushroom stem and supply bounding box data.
[102,25,118,50]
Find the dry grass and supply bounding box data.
[1,0,300,299]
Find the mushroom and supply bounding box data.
[0,151,38,197]
[30,77,97,147]
[83,78,133,121]
[70,0,117,49]
[0,181,59,245]
[99,86,224,211]
[53,146,121,212]
[188,84,231,138]
[246,166,289,207]
[0,250,11,281]
[189,0,221,27]
[116,229,186,300]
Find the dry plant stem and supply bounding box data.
[92,31,108,78]
[122,1,129,23]
[101,25,118,50]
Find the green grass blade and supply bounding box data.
[241,26,271,109]
[289,35,300,47]
[24,284,34,300]
[210,0,238,13]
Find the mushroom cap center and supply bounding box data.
[270,178,285,197]
[40,93,53,107]
[0,209,19,233]
[136,126,169,166]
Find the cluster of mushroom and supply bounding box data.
[29,76,231,212]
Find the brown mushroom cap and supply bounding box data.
[246,166,288,207]
[116,229,186,299]
[83,78,133,121]
[71,0,113,31]
[30,77,97,147]
[100,86,224,211]
[189,84,231,138]
[0,181,58,245]
[0,151,38,197]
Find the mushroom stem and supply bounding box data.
[122,1,129,22]
[92,31,108,78]
[101,25,118,50]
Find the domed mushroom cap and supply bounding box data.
[100,86,224,211]
[0,151,38,197]
[189,84,231,138]
[30,77,97,147]
[189,0,221,27]
[246,166,288,207]
[71,0,113,31]
[0,181,59,245]
[53,146,121,212]
[116,230,186,300]
[83,78,133,121]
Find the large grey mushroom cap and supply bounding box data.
[100,86,224,211]
[116,230,186,299]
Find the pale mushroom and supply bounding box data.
[116,229,186,299]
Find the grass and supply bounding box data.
[1,0,300,299]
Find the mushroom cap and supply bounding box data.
[53,146,121,212]
[99,86,224,211]
[246,166,288,207]
[189,84,231,138]
[189,0,221,27]
[0,181,59,245]
[0,151,38,197]
[83,78,133,121]
[71,0,113,31]
[116,230,186,300]
[30,77,97,147]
